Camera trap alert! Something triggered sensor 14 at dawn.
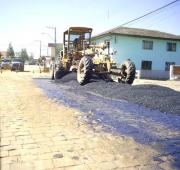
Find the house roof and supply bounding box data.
[48,43,63,47]
[93,27,180,41]
[64,27,92,34]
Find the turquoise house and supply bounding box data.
[92,27,180,79]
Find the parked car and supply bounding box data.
[11,58,24,71]
[1,59,11,69]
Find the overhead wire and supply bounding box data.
[98,0,180,36]
[126,1,180,28]
[125,6,169,27]
[145,5,180,29]
[102,0,180,33]
[119,0,180,27]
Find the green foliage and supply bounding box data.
[37,57,42,65]
[38,56,46,65]
[7,43,15,59]
[19,48,29,62]
[55,43,63,56]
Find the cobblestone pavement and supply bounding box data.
[0,71,179,170]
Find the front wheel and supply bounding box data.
[50,64,55,80]
[50,64,66,80]
[77,56,93,85]
[119,59,136,84]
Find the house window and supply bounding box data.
[141,60,152,70]
[167,42,176,51]
[142,40,153,50]
[165,62,175,71]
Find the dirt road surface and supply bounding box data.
[0,68,180,170]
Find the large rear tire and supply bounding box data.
[120,60,136,84]
[77,56,93,85]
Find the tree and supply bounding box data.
[7,43,15,59]
[55,43,63,57]
[20,48,29,62]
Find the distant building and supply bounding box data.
[0,51,7,59]
[92,27,180,79]
[48,43,63,58]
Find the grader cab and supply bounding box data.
[51,27,136,85]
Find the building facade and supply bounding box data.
[48,43,63,58]
[92,27,180,79]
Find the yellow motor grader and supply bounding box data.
[50,27,136,85]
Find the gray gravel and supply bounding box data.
[34,73,180,170]
[54,73,180,114]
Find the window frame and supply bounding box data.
[141,60,152,70]
[142,40,153,50]
[165,62,175,71]
[166,42,176,52]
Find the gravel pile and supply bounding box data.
[55,73,180,114]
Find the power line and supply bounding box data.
[126,2,180,27]
[119,0,180,27]
[142,6,180,29]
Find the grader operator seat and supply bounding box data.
[73,34,85,51]
[63,27,92,53]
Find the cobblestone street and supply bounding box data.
[1,0,180,169]
[0,71,179,170]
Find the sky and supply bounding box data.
[0,0,180,58]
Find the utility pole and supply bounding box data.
[54,27,56,45]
